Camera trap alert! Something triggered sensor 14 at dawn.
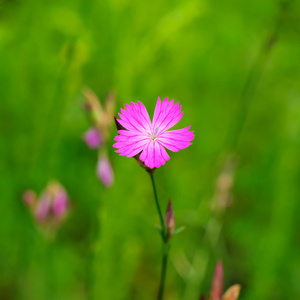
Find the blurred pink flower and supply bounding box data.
[113,97,194,169]
[83,127,102,149]
[32,182,69,224]
[97,155,114,187]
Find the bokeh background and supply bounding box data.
[1,0,300,299]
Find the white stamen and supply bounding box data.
[150,134,157,141]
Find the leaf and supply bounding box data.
[173,226,186,235]
[154,225,165,241]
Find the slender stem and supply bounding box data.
[157,244,169,300]
[149,172,169,300]
[150,173,166,240]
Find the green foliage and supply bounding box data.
[1,0,300,299]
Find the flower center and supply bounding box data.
[150,134,157,141]
[149,127,159,141]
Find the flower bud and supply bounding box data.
[210,261,223,300]
[222,285,241,300]
[165,199,175,240]
[97,154,114,187]
[83,127,102,149]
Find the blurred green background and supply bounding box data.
[1,0,300,299]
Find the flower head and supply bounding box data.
[113,97,194,169]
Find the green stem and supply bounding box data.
[157,244,169,300]
[150,173,166,241]
[149,172,169,300]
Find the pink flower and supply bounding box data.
[113,97,194,169]
[97,154,114,187]
[33,182,69,224]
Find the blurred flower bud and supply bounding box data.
[97,154,114,187]
[222,285,241,300]
[200,262,241,300]
[83,127,102,149]
[165,199,175,240]
[22,190,37,208]
[210,261,223,300]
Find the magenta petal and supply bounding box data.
[152,97,162,127]
[113,129,149,157]
[115,139,149,157]
[158,126,194,152]
[139,141,150,164]
[117,101,151,132]
[139,141,170,169]
[152,98,183,133]
[154,142,170,168]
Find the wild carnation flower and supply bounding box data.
[113,97,195,169]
